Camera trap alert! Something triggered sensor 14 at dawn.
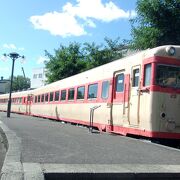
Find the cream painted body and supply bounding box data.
[151,92,180,132]
[0,45,179,137]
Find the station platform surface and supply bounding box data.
[0,112,180,179]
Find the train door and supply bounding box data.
[26,94,33,115]
[111,70,130,126]
[129,65,141,126]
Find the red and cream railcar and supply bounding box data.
[0,45,180,139]
[0,90,33,114]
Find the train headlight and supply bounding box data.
[166,46,176,56]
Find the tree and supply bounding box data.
[130,0,180,50]
[83,37,126,69]
[104,37,128,61]
[12,75,30,91]
[83,42,106,69]
[45,38,127,83]
[45,42,87,83]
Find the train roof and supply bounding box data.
[0,45,179,97]
[27,45,180,93]
[144,45,180,59]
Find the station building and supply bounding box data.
[31,67,46,89]
[0,77,10,94]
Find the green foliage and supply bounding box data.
[45,42,87,83]
[12,75,30,91]
[45,38,127,83]
[131,0,180,50]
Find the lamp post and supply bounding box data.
[3,52,25,117]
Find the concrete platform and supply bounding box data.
[0,112,180,179]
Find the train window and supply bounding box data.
[68,88,75,100]
[55,91,60,101]
[38,95,41,102]
[41,94,44,102]
[27,96,31,101]
[132,69,139,87]
[116,74,124,92]
[35,96,37,103]
[45,93,49,102]
[144,64,151,86]
[88,83,98,99]
[156,65,180,88]
[102,81,109,99]
[61,90,66,101]
[77,86,85,99]
[50,92,54,102]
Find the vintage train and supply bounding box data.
[0,45,180,139]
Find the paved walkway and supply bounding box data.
[0,130,6,172]
[0,112,180,179]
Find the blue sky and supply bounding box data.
[0,0,137,79]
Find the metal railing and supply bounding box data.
[89,105,101,133]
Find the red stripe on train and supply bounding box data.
[29,112,180,140]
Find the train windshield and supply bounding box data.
[156,65,180,88]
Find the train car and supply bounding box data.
[0,45,180,139]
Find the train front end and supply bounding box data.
[150,46,180,139]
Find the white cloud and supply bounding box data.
[63,0,130,22]
[3,44,16,49]
[36,56,48,64]
[30,0,135,37]
[129,10,137,18]
[84,19,96,28]
[0,55,7,61]
[2,44,25,51]
[30,11,86,37]
[18,47,25,51]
